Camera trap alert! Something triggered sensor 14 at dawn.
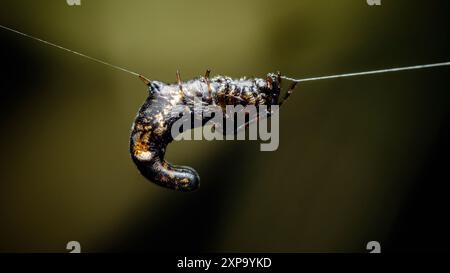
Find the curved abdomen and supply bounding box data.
[129,98,200,192]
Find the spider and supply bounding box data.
[130,70,297,191]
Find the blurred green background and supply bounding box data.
[0,0,449,252]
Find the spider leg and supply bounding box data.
[138,74,151,86]
[277,71,282,84]
[204,69,212,101]
[176,70,184,93]
[266,76,273,89]
[279,82,298,107]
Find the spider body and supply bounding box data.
[130,71,296,191]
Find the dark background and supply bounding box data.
[0,0,449,252]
